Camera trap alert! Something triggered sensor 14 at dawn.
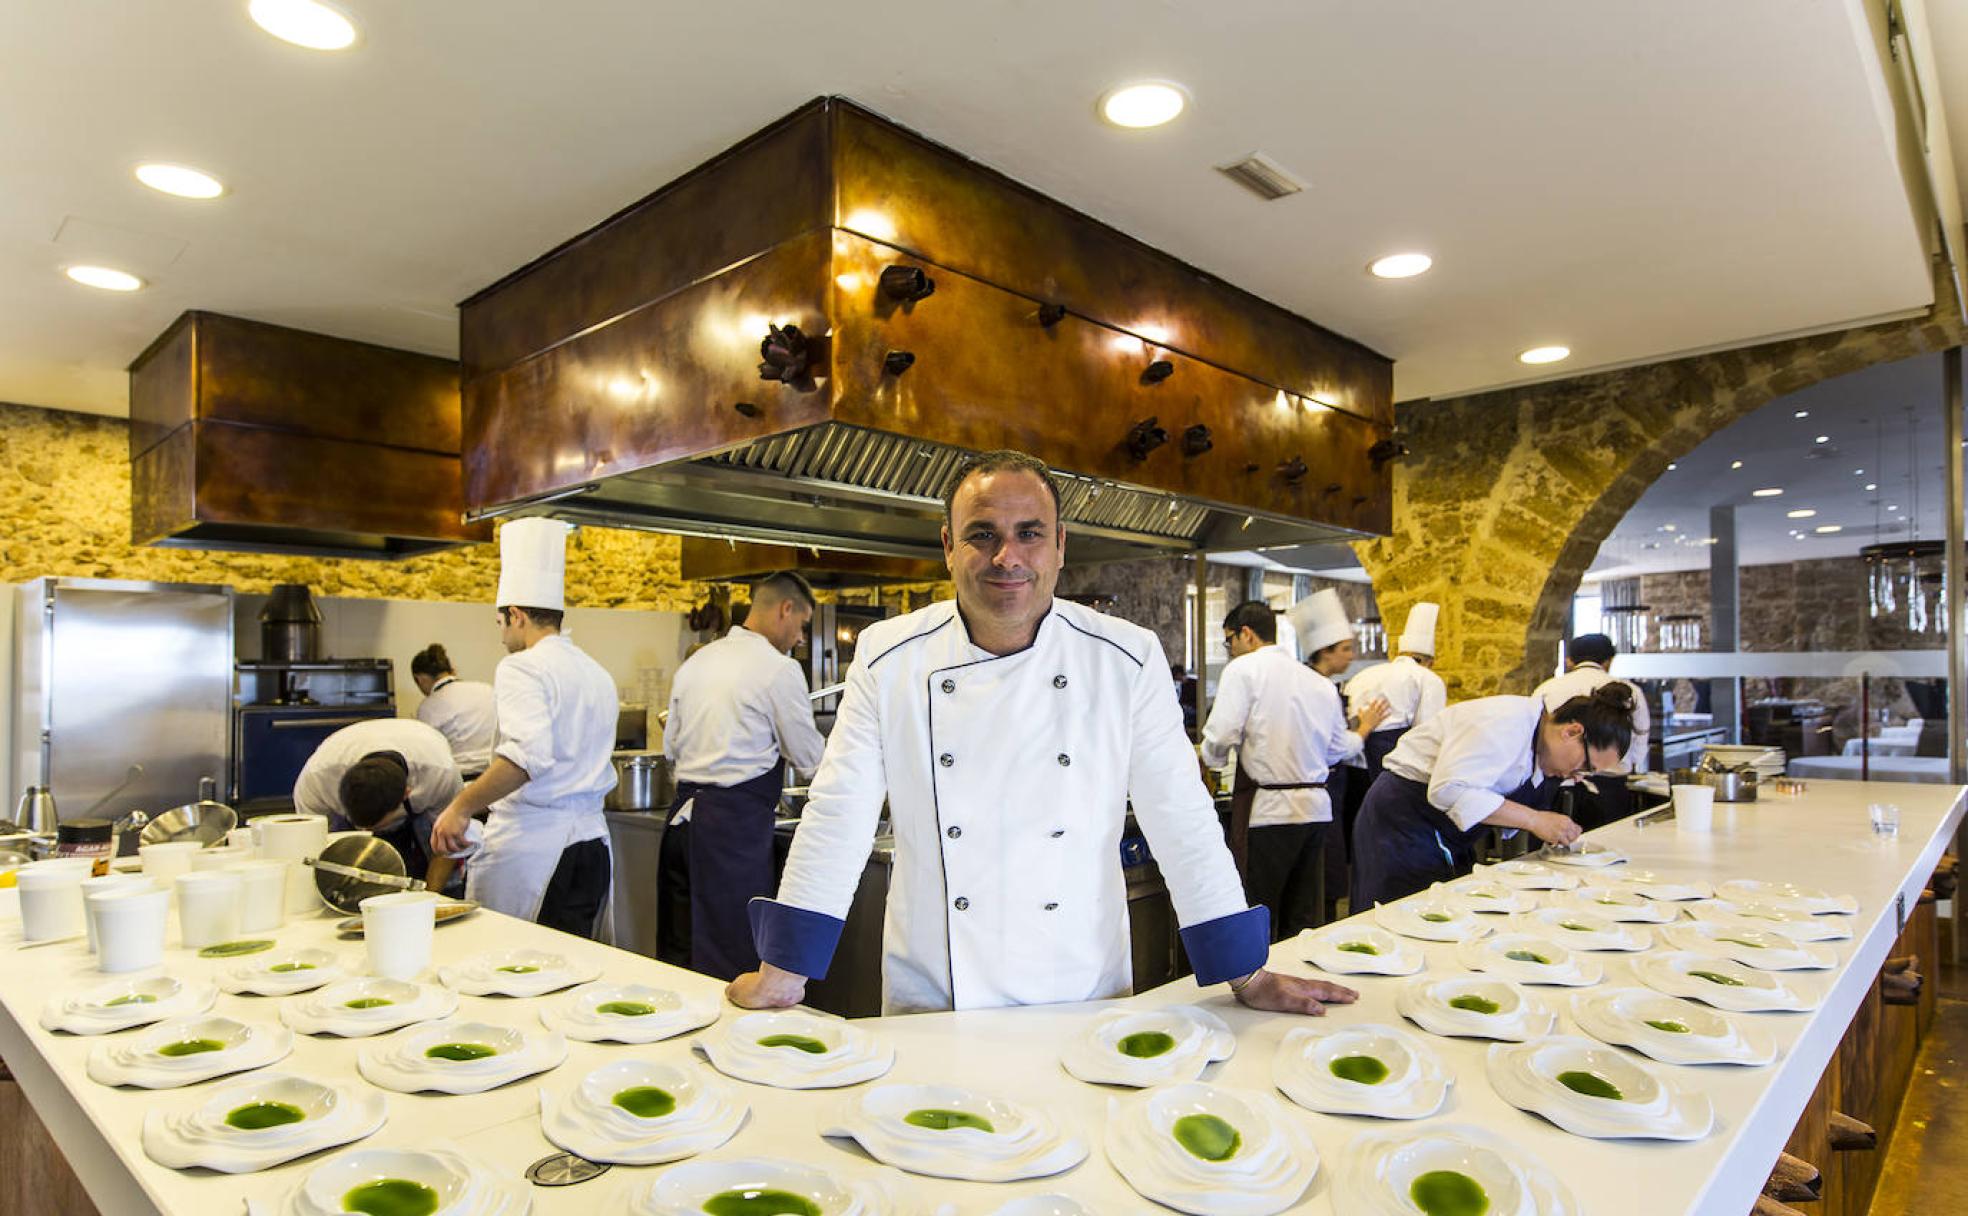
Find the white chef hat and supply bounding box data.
[1398,602,1440,656]
[495,518,571,612]
[1287,589,1353,655]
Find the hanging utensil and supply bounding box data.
[78,764,144,821]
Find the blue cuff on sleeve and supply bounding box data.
[1180,906,1271,986]
[748,898,845,981]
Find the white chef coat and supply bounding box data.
[1533,662,1651,773]
[664,627,826,819]
[293,718,462,824]
[1382,695,1550,830]
[416,677,498,775]
[1344,654,1448,732]
[469,634,619,921]
[1199,645,1362,827]
[753,598,1267,1015]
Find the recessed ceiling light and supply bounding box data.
[1661,524,1678,533]
[1099,82,1187,128]
[1369,252,1432,279]
[1730,460,1743,470]
[1888,505,1900,511]
[64,265,144,292]
[1865,482,1877,490]
[1787,509,1817,519]
[1751,488,1783,497]
[1794,410,1809,418]
[1853,468,1864,475]
[135,162,224,199]
[1814,524,1843,534]
[1666,463,1678,471]
[1814,435,1829,444]
[248,0,358,50]
[1519,345,1570,365]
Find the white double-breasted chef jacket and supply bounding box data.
[753,598,1268,1015]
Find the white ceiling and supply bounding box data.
[0,1,1946,420]
[1586,352,1959,577]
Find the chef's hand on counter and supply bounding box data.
[726,963,807,1009]
[1232,970,1358,1015]
[431,758,530,855]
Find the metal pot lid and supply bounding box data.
[313,833,409,914]
[139,800,237,848]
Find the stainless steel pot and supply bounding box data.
[605,752,673,812]
[1703,767,1759,802]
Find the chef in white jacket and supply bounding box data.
[727,450,1359,1017]
[1532,632,1651,829]
[431,519,619,936]
[410,644,498,779]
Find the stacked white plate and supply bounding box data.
[1550,885,1679,923]
[1660,921,1837,970]
[280,977,459,1036]
[87,1015,292,1088]
[40,975,218,1035]
[357,1018,567,1094]
[1483,860,1581,891]
[437,949,602,997]
[616,1158,919,1216]
[1538,840,1625,868]
[276,1144,529,1216]
[1687,899,1852,942]
[694,1010,894,1089]
[1455,934,1603,986]
[539,1059,746,1165]
[142,1072,386,1172]
[1511,907,1652,952]
[1337,1123,1582,1215]
[823,1082,1088,1181]
[1059,1004,1235,1086]
[1443,878,1539,914]
[1717,879,1859,916]
[219,949,347,996]
[538,982,720,1044]
[1397,977,1556,1041]
[1571,987,1778,1066]
[1376,895,1491,943]
[1298,924,1424,977]
[1582,870,1711,902]
[1272,1023,1451,1119]
[1633,951,1821,1012]
[1105,1083,1318,1216]
[1487,1036,1714,1140]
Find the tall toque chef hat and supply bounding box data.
[1287,589,1354,655]
[1398,602,1440,657]
[495,518,571,613]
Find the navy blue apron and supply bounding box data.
[1340,726,1410,853]
[1350,766,1560,910]
[671,760,785,981]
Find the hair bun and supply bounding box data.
[1591,681,1635,711]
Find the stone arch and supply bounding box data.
[1356,286,1967,699]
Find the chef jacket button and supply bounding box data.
[939,752,955,768]
[1043,901,1059,911]
[1050,829,1065,838]
[946,825,962,839]
[1056,753,1071,767]
[1053,674,1067,689]
[941,678,956,694]
[954,896,970,911]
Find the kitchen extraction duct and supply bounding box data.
[458,97,1394,564]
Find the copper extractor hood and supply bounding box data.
[458,97,1395,564]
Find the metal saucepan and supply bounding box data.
[310,834,413,914]
[140,800,237,847]
[605,752,674,812]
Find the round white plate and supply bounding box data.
[437,948,603,997]
[1396,976,1556,1042]
[40,974,218,1035]
[1455,934,1603,987]
[1660,921,1837,970]
[1298,924,1425,977]
[1376,894,1491,943]
[279,977,459,1037]
[694,1010,894,1089]
[1482,860,1581,891]
[219,949,347,996]
[142,1072,386,1172]
[986,1196,1099,1216]
[1059,1004,1235,1087]
[1582,869,1711,902]
[356,1018,567,1094]
[87,1014,292,1088]
[1571,986,1778,1066]
[1538,840,1626,868]
[1716,879,1858,916]
[539,1059,746,1165]
[1550,885,1681,923]
[823,1082,1088,1182]
[1510,907,1652,952]
[1632,951,1821,1012]
[616,1157,920,1215]
[1686,899,1853,942]
[1487,1035,1714,1140]
[538,981,720,1044]
[1272,1022,1451,1120]
[1337,1122,1583,1215]
[278,1143,527,1216]
[1442,878,1540,914]
[1104,1082,1318,1216]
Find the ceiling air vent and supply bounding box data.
[1216,152,1305,201]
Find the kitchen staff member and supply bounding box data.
[295,717,463,895]
[1533,633,1650,828]
[659,571,828,980]
[1201,595,1387,940]
[1350,683,1638,908]
[1288,589,1383,923]
[410,644,497,779]
[431,519,618,936]
[1338,602,1448,850]
[727,449,1358,1017]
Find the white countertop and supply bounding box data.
[0,777,1960,1216]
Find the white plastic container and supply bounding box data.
[1672,784,1716,833]
[360,890,440,980]
[16,861,91,942]
[174,870,244,949]
[90,886,170,972]
[228,860,289,933]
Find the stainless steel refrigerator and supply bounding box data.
[11,577,234,830]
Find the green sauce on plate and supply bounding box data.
[1117,1031,1176,1058]
[1691,969,1745,987]
[342,1179,439,1216]
[197,940,274,958]
[1327,1054,1389,1085]
[1420,912,1452,923]
[1448,995,1500,1015]
[1172,1113,1240,1161]
[225,1101,305,1130]
[1336,941,1380,955]
[596,1000,657,1017]
[903,1108,995,1132]
[756,1033,828,1054]
[701,1191,822,1216]
[424,1042,496,1061]
[495,964,540,974]
[1557,1070,1624,1100]
[157,1038,226,1057]
[1411,1169,1489,1216]
[268,962,315,973]
[1717,937,1766,949]
[344,997,394,1009]
[1504,949,1550,965]
[104,993,156,1007]
[611,1085,676,1118]
[1644,1019,1692,1034]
